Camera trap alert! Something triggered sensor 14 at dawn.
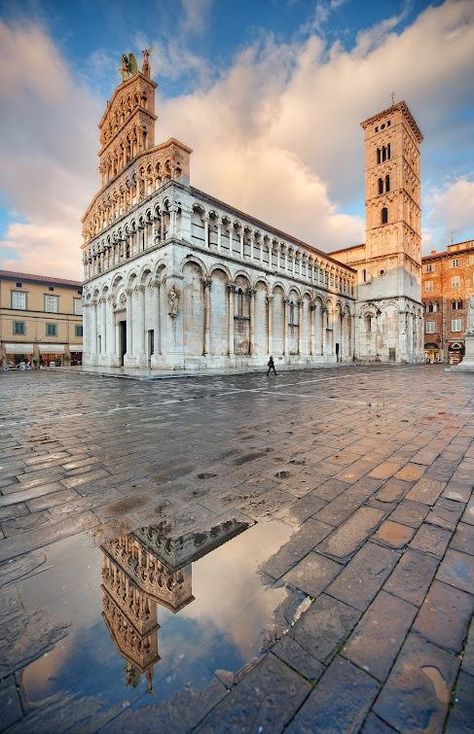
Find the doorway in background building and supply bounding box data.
[148,330,154,368]
[119,321,126,366]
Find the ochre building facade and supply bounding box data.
[81,54,424,371]
[422,239,474,364]
[0,270,83,367]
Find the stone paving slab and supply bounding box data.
[0,365,473,733]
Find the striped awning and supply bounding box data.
[4,343,34,354]
[39,344,65,354]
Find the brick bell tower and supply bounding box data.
[356,100,424,362]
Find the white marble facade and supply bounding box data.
[82,183,356,370]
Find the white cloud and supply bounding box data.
[0,1,473,278]
[0,20,100,279]
[180,0,213,36]
[426,178,474,247]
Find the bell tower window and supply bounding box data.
[381,207,388,224]
[378,178,383,194]
[385,175,390,192]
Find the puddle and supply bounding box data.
[6,513,302,732]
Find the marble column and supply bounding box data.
[125,288,133,358]
[107,296,116,363]
[310,303,315,356]
[101,298,107,354]
[267,296,273,354]
[249,288,256,356]
[137,285,146,365]
[153,280,161,355]
[217,223,222,252]
[228,284,235,357]
[92,300,98,361]
[284,298,289,356]
[203,278,211,356]
[297,300,302,354]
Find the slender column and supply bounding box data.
[92,300,98,358]
[277,245,281,271]
[107,296,116,361]
[203,216,209,248]
[322,307,327,355]
[170,206,178,237]
[137,285,146,359]
[153,280,161,354]
[292,254,296,277]
[240,230,244,258]
[228,284,235,356]
[267,296,273,354]
[249,288,256,356]
[250,234,254,261]
[284,298,289,356]
[217,223,222,252]
[126,288,133,356]
[83,302,91,363]
[203,278,211,356]
[260,241,264,265]
[297,300,302,354]
[310,303,315,356]
[101,297,107,353]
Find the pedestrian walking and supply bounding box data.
[266,355,277,376]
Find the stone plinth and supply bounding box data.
[451,333,474,372]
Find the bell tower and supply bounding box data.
[98,51,157,186]
[361,100,423,299]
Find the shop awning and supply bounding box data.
[70,345,83,352]
[4,343,34,354]
[39,344,65,354]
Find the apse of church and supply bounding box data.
[81,52,422,368]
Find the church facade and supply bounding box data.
[81,53,423,371]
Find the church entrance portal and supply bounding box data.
[119,321,126,366]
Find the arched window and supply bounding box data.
[365,314,372,333]
[289,302,295,326]
[387,143,391,159]
[377,148,381,164]
[382,146,387,162]
[362,269,367,283]
[237,288,244,317]
[381,207,388,224]
[378,178,383,195]
[385,174,390,192]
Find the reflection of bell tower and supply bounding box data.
[101,533,194,691]
[101,516,249,691]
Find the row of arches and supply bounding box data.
[83,257,354,368]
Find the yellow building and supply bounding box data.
[0,270,83,367]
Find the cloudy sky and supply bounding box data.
[0,0,473,279]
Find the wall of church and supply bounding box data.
[82,240,355,371]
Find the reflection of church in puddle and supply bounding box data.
[101,517,248,691]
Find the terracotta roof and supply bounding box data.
[0,270,82,287]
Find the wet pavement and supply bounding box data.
[0,365,473,733]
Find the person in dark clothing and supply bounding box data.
[267,355,277,376]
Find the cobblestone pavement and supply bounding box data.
[0,365,473,733]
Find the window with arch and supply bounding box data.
[381,207,388,224]
[378,178,383,195]
[385,174,390,192]
[362,269,367,283]
[377,148,381,164]
[365,314,372,333]
[237,288,245,317]
[289,301,295,326]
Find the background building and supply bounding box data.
[0,270,83,367]
[422,239,474,363]
[82,54,423,371]
[330,101,424,363]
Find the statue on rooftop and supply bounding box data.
[119,53,139,81]
[142,49,151,78]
